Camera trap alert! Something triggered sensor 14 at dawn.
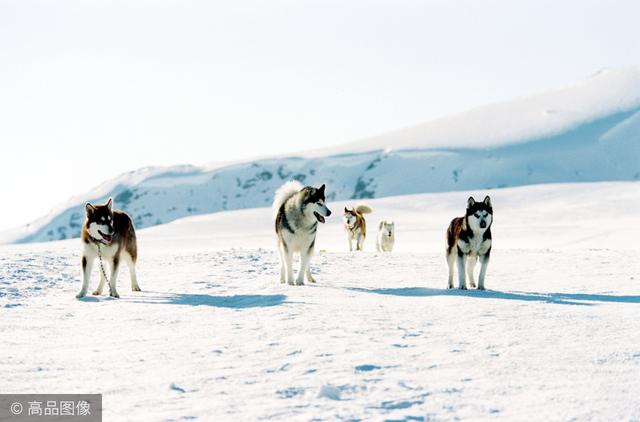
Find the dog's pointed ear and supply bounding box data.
[85,203,95,214]
[467,197,476,208]
[106,197,113,211]
[379,221,384,230]
[318,184,325,196]
[344,207,349,213]
[483,196,491,207]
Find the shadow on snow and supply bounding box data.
[124,292,287,308]
[349,287,640,306]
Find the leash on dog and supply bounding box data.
[96,243,112,295]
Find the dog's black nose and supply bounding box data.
[326,209,332,217]
[480,221,487,228]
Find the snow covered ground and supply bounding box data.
[1,182,640,421]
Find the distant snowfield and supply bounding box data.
[137,181,640,254]
[1,182,639,421]
[330,67,640,153]
[4,67,640,244]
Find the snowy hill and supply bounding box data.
[4,67,640,244]
[2,182,639,421]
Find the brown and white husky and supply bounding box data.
[76,198,140,299]
[343,204,372,251]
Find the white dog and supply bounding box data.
[376,220,395,252]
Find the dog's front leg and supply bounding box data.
[284,248,295,285]
[456,252,467,290]
[305,244,316,283]
[446,250,456,289]
[296,250,310,286]
[305,267,316,283]
[348,236,353,252]
[92,268,107,295]
[108,256,120,298]
[76,255,94,298]
[466,254,477,288]
[477,253,490,290]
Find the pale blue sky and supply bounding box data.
[1,0,639,230]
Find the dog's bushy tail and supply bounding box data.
[355,204,373,214]
[273,180,304,218]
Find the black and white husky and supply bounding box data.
[273,181,332,285]
[76,198,140,299]
[446,196,493,290]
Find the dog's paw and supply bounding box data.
[459,286,467,290]
[477,286,486,291]
[469,282,477,288]
[92,290,102,296]
[295,280,305,286]
[132,286,141,292]
[75,292,86,299]
[109,292,120,298]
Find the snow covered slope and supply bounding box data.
[1,182,639,421]
[138,181,640,254]
[4,67,640,244]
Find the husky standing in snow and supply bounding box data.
[76,198,140,298]
[376,220,395,252]
[446,196,493,290]
[273,181,332,285]
[343,205,372,251]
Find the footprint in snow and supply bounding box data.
[355,364,381,372]
[317,385,341,400]
[276,387,304,399]
[169,383,186,393]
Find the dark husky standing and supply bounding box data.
[446,196,493,290]
[76,198,140,298]
[273,181,332,285]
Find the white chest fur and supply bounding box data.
[457,233,491,256]
[377,232,394,252]
[346,225,362,238]
[84,241,119,259]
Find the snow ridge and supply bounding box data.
[2,67,640,244]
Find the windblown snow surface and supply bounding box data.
[3,67,640,243]
[1,181,639,421]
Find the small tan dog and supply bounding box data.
[343,205,372,251]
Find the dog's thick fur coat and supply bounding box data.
[446,196,493,290]
[273,181,331,285]
[76,198,140,299]
[376,220,395,252]
[344,205,372,251]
